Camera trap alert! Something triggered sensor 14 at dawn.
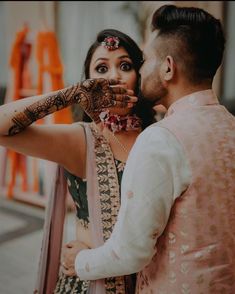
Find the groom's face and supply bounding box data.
[139,32,168,105]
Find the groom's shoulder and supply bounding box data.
[138,120,172,142]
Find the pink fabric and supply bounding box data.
[83,123,106,293]
[136,90,235,293]
[35,123,106,294]
[34,165,67,294]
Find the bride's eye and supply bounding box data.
[95,64,108,74]
[120,62,133,71]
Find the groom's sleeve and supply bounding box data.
[75,125,191,279]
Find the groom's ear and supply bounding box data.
[162,55,175,81]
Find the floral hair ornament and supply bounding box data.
[101,36,120,50]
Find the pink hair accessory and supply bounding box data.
[101,36,120,50]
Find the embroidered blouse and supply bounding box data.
[65,158,126,226]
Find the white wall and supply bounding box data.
[57,1,141,85]
[0,3,7,86]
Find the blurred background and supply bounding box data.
[0,1,234,293]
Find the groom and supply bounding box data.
[63,5,235,292]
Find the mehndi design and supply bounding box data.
[9,79,125,135]
[9,84,80,135]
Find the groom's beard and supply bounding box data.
[137,88,156,108]
[138,76,168,106]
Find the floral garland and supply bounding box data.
[99,110,142,133]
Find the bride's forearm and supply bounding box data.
[0,84,82,136]
[0,78,123,137]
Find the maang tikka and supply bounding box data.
[101,36,120,50]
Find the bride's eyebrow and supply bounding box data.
[118,55,130,59]
[94,57,109,64]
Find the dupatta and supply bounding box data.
[34,122,130,294]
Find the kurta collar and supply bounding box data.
[166,89,219,117]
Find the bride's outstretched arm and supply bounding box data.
[0,79,131,136]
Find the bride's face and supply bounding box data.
[89,45,137,115]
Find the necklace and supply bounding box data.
[92,122,129,155]
[108,131,129,155]
[99,110,142,133]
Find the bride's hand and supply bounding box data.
[61,240,89,276]
[75,78,137,122]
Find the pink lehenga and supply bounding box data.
[34,122,136,294]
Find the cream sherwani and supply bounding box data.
[75,89,235,293]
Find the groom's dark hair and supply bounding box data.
[151,5,225,84]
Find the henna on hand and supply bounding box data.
[8,84,81,136]
[8,78,130,136]
[76,78,118,123]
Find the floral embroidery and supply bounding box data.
[127,190,134,199]
[169,251,176,264]
[169,271,176,284]
[169,232,176,244]
[180,262,190,275]
[180,244,189,254]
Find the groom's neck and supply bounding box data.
[164,81,212,109]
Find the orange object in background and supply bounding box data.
[7,24,32,199]
[7,152,28,198]
[6,25,72,201]
[10,25,30,100]
[36,31,72,124]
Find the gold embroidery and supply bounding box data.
[169,232,176,244]
[181,283,190,294]
[181,244,189,254]
[169,271,176,284]
[169,251,176,264]
[180,262,190,275]
[90,123,126,293]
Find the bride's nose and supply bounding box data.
[109,67,121,81]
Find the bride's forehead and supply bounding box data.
[92,46,129,60]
